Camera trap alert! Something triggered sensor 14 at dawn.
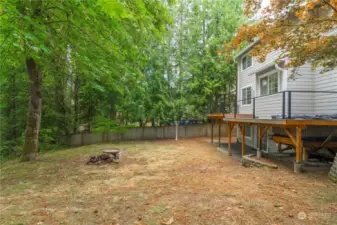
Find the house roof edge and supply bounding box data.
[234,39,260,61]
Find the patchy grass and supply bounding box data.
[0,138,336,225]
[222,192,235,197]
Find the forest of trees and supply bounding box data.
[0,0,244,160]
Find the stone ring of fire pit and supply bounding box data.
[87,148,123,165]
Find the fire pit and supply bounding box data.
[87,148,123,165]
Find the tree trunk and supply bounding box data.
[55,72,67,137]
[21,58,42,162]
[88,106,92,133]
[73,75,79,133]
[9,70,17,141]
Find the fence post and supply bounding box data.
[288,91,292,119]
[253,98,256,119]
[282,92,286,119]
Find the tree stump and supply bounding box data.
[103,149,121,161]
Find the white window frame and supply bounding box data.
[241,85,252,106]
[241,54,253,71]
[258,70,282,97]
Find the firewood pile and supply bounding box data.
[86,149,122,165]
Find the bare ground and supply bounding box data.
[0,138,336,225]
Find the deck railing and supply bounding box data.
[236,90,337,119]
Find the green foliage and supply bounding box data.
[165,0,243,118]
[92,116,128,134]
[0,0,244,159]
[0,0,172,158]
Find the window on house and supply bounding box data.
[260,72,280,96]
[242,55,252,70]
[242,86,252,105]
[260,77,268,96]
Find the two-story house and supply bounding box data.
[226,39,337,172]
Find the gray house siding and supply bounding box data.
[237,50,281,115]
[287,64,315,91]
[237,125,256,150]
[237,51,282,149]
[237,56,255,115]
[237,126,278,153]
[255,94,283,119]
[287,64,315,115]
[238,54,337,119]
[315,67,337,90]
[314,68,337,114]
[236,48,337,152]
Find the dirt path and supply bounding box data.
[1,138,336,225]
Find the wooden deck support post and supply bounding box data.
[218,119,221,147]
[257,126,262,158]
[227,122,232,156]
[211,119,214,144]
[240,125,245,157]
[284,128,296,146]
[294,126,303,173]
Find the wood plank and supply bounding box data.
[223,114,253,118]
[284,128,296,145]
[223,118,337,127]
[285,120,337,126]
[320,129,337,147]
[223,118,286,125]
[260,126,269,139]
[241,125,245,156]
[296,126,303,163]
[272,135,337,148]
[272,136,294,146]
[207,114,224,119]
[257,126,261,152]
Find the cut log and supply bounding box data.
[103,149,120,154]
[103,149,120,159]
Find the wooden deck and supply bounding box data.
[206,114,252,148]
[223,118,337,127]
[207,114,337,173]
[207,113,253,119]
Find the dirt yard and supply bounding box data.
[1,138,336,225]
